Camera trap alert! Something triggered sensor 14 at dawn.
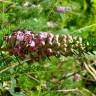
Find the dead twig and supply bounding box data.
[57,88,78,92]
[84,62,96,81]
[25,73,40,83]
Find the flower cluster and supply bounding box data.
[4,29,85,61]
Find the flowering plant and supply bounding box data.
[3,29,87,62]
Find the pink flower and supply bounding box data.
[56,6,65,13]
[16,31,24,41]
[35,32,47,46]
[29,40,35,47]
[35,38,45,46]
[24,33,33,43]
[38,32,48,40]
[56,6,72,13]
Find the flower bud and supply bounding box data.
[16,31,24,41]
[55,35,59,42]
[64,44,67,47]
[56,51,61,57]
[25,31,32,35]
[46,48,53,56]
[56,42,60,47]
[76,41,80,44]
[73,36,78,40]
[67,35,73,43]
[55,35,60,47]
[47,33,54,45]
[24,33,33,43]
[38,33,46,40]
[63,35,67,43]
[64,48,67,52]
[29,40,35,47]
[78,37,82,43]
[40,40,45,46]
[48,33,54,38]
[81,46,85,50]
[70,48,74,52]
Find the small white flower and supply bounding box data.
[9,35,11,38]
[47,21,57,28]
[23,2,30,7]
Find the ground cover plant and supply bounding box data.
[0,0,96,96]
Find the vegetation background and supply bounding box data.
[0,0,96,96]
